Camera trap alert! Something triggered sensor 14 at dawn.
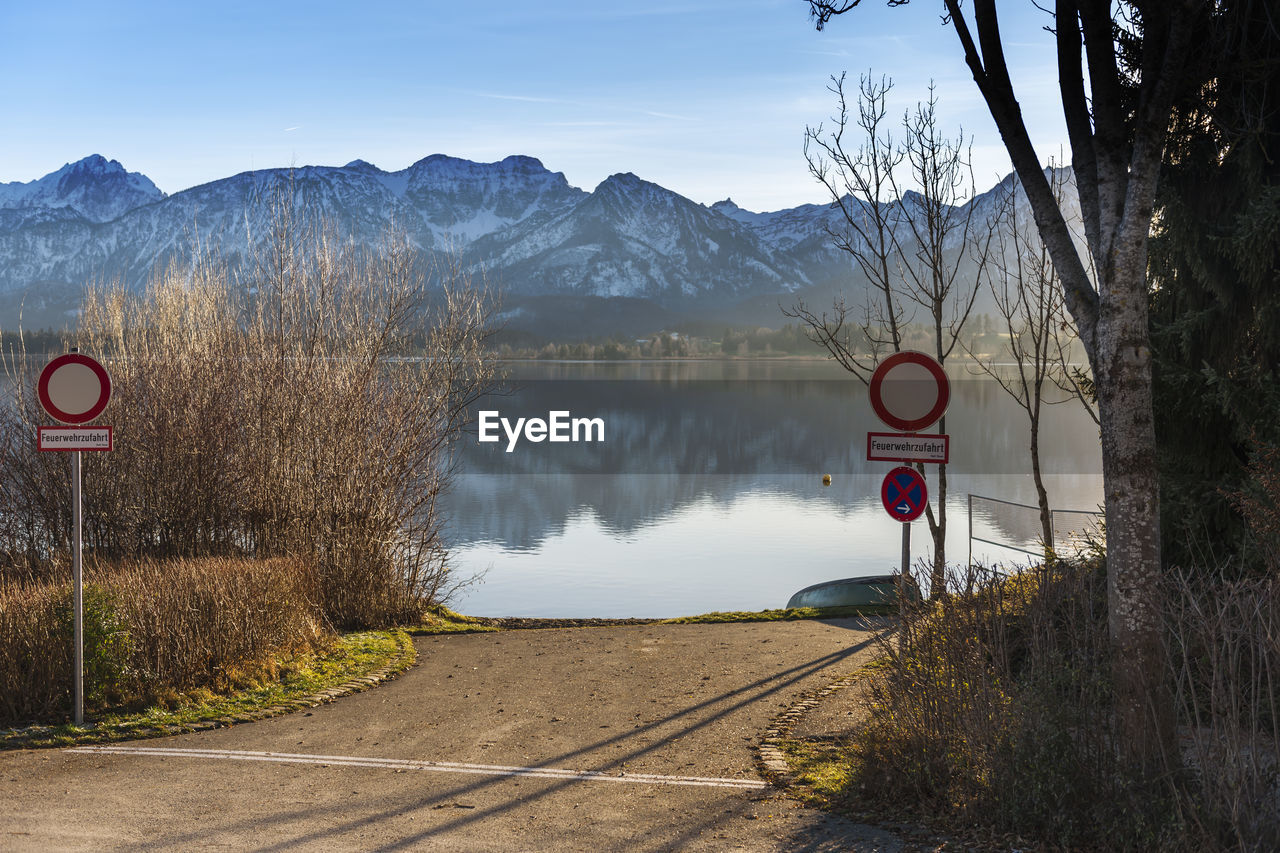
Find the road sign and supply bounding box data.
[869,351,949,432]
[38,426,113,452]
[35,350,113,728]
[38,352,111,425]
[881,466,928,522]
[867,432,949,464]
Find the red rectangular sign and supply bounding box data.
[866,432,948,464]
[38,426,113,452]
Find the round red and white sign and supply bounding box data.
[37,353,112,425]
[869,351,949,432]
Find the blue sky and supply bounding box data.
[1,1,1067,211]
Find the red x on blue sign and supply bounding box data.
[881,466,927,522]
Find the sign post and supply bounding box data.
[868,352,950,583]
[37,350,112,726]
[71,450,82,724]
[902,520,910,579]
[881,465,928,576]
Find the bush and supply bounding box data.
[0,556,328,726]
[54,583,133,707]
[107,557,327,693]
[0,190,494,629]
[0,581,67,723]
[848,560,1182,850]
[840,556,1280,850]
[1166,568,1280,851]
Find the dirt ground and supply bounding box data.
[0,619,904,851]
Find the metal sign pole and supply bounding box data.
[72,449,83,726]
[900,520,910,578]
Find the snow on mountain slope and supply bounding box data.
[469,171,809,302]
[403,154,585,244]
[0,155,164,223]
[0,156,588,303]
[0,152,1081,330]
[712,196,851,253]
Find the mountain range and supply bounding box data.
[0,153,1061,333]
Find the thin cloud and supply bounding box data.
[542,121,629,127]
[473,91,560,104]
[644,110,695,121]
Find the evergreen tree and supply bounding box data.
[1149,0,1280,571]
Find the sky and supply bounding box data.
[0,1,1069,212]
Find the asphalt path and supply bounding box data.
[0,620,902,851]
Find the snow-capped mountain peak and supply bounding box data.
[709,197,762,225]
[0,154,165,223]
[343,159,383,173]
[0,152,1072,332]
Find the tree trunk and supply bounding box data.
[1093,259,1175,773]
[1028,413,1053,558]
[932,457,947,596]
[922,415,948,598]
[804,0,1193,786]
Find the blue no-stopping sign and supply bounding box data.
[881,466,927,522]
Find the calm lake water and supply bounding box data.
[441,359,1103,618]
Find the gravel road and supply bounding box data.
[0,619,903,851]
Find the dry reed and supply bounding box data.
[0,556,326,726]
[847,556,1278,851]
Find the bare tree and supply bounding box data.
[966,166,1093,556]
[787,74,988,597]
[805,0,1198,774]
[788,73,908,376]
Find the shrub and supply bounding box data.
[840,555,1280,850]
[0,556,328,726]
[0,580,67,723]
[54,583,133,707]
[848,560,1183,851]
[0,188,494,628]
[105,557,327,694]
[1166,568,1280,851]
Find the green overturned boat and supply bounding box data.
[786,575,920,611]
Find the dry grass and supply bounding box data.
[0,556,327,726]
[848,561,1150,849]
[834,557,1279,851]
[1168,568,1280,851]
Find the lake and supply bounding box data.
[441,359,1103,617]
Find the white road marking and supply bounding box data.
[67,745,769,790]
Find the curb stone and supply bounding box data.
[0,630,417,750]
[754,669,866,788]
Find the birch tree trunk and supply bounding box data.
[939,0,1192,774]
[805,0,1199,773]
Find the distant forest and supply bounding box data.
[5,319,1021,362]
[489,316,1015,360]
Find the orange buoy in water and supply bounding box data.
[822,474,832,486]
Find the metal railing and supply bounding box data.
[967,493,1103,566]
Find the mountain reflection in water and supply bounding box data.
[442,360,1103,617]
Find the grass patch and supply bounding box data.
[661,605,894,624]
[407,604,502,635]
[0,629,414,750]
[779,737,860,810]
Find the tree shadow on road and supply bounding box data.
[127,632,882,851]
